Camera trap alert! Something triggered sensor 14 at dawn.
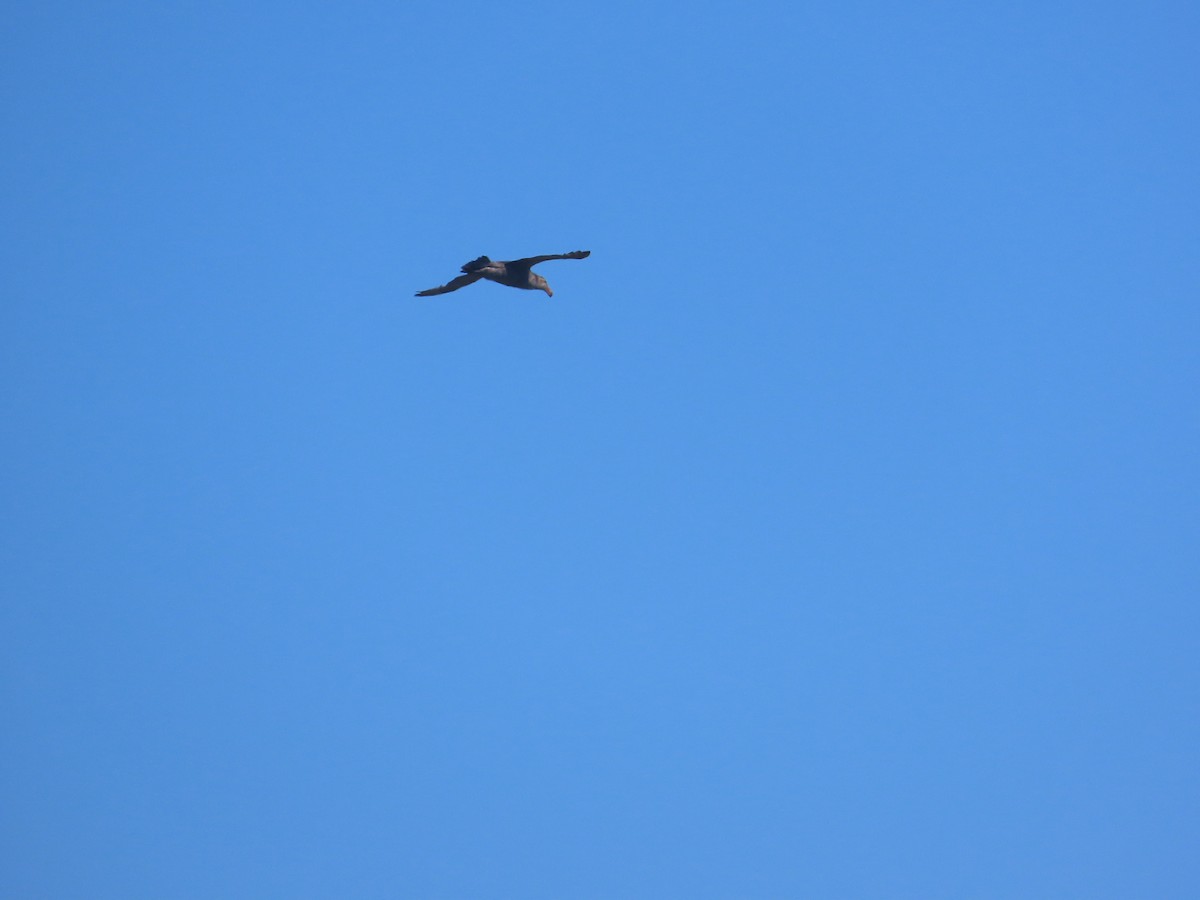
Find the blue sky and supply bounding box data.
[3,1,1197,897]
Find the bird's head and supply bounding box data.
[533,274,553,297]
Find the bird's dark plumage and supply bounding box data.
[416,250,590,297]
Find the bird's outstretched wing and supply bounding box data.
[415,272,483,296]
[511,250,591,268]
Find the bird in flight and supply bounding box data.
[415,250,591,297]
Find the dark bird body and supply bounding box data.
[416,250,591,297]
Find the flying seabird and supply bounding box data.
[415,250,591,297]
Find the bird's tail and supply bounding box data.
[461,255,491,273]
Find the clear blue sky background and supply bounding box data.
[3,2,1197,897]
